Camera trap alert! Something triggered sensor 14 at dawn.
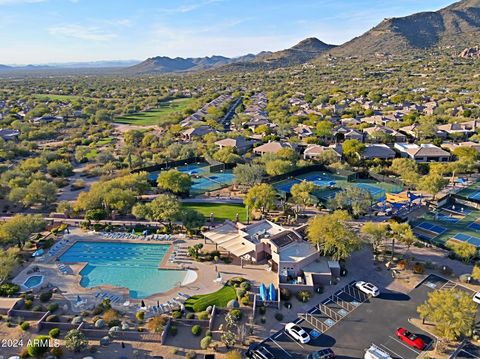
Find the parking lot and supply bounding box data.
[258,274,476,359]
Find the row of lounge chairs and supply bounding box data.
[95,291,123,304]
[45,239,70,258]
[57,263,72,275]
[100,232,173,241]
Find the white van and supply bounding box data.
[364,344,392,359]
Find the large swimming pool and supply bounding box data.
[59,241,188,299]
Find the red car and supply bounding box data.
[396,328,426,350]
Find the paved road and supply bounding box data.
[221,96,242,131]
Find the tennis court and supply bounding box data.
[456,180,480,202]
[442,203,473,215]
[273,171,401,201]
[415,222,447,235]
[452,233,480,247]
[435,211,461,224]
[468,222,480,232]
[469,191,480,201]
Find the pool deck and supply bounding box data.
[13,228,276,314]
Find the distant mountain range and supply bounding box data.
[2,0,480,74]
[0,60,140,71]
[126,37,335,74]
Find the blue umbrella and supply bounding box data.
[259,284,267,302]
[268,283,276,301]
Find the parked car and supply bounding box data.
[246,343,275,359]
[285,322,311,344]
[364,344,392,359]
[473,292,480,304]
[355,281,380,297]
[307,348,335,359]
[396,328,426,350]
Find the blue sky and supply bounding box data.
[0,0,455,64]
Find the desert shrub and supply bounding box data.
[147,315,168,333]
[191,324,202,336]
[206,329,212,337]
[20,321,30,331]
[171,348,178,355]
[0,283,20,296]
[49,328,60,338]
[24,300,33,310]
[33,305,44,312]
[413,262,425,274]
[186,351,197,359]
[397,259,407,270]
[230,309,242,321]
[280,288,291,300]
[170,325,177,336]
[240,281,251,291]
[226,299,239,309]
[197,311,209,320]
[92,306,103,315]
[186,313,195,319]
[274,312,284,321]
[27,335,50,357]
[64,329,88,352]
[236,289,246,298]
[171,310,182,319]
[241,296,250,306]
[200,335,212,349]
[45,314,59,322]
[39,291,52,302]
[47,303,59,312]
[296,290,312,302]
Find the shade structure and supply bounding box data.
[268,283,276,301]
[259,283,267,302]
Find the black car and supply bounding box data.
[307,349,335,359]
[246,343,275,359]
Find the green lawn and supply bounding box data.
[182,202,247,222]
[115,98,194,126]
[184,286,237,312]
[33,93,106,101]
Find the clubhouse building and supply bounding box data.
[203,220,339,290]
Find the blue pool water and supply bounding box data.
[24,275,43,289]
[59,242,186,299]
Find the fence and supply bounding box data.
[367,171,403,186]
[130,156,205,175]
[263,164,329,184]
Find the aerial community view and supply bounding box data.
[4,1,480,359]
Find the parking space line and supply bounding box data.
[388,335,421,355]
[283,331,305,349]
[270,338,294,358]
[379,343,406,359]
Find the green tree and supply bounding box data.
[361,222,389,253]
[342,139,365,162]
[157,169,192,194]
[329,186,373,217]
[225,350,243,359]
[472,265,480,281]
[64,329,88,352]
[47,160,74,177]
[0,247,19,284]
[417,289,476,341]
[233,164,265,186]
[446,239,477,263]
[418,173,448,200]
[124,130,144,147]
[0,215,45,247]
[180,209,205,232]
[290,181,317,215]
[213,147,243,164]
[244,183,277,215]
[390,158,420,188]
[265,159,295,176]
[137,194,182,229]
[307,211,361,260]
[23,180,58,208]
[316,120,334,138]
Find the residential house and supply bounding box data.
[441,141,480,154]
[394,143,451,162]
[399,124,447,139]
[303,144,342,160]
[294,124,314,138]
[363,125,406,143]
[361,144,396,160]
[214,136,253,154]
[253,141,293,156]
[437,120,480,138]
[181,125,215,141]
[0,129,20,141]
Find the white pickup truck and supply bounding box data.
[364,344,392,359]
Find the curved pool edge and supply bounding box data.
[181,269,198,286]
[23,275,44,290]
